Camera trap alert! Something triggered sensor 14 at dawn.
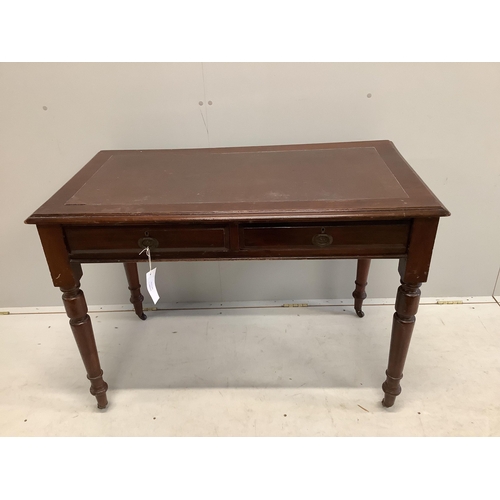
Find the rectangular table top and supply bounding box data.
[26,140,449,224]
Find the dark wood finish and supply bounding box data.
[240,221,409,252]
[61,282,108,409]
[36,225,82,288]
[25,141,449,225]
[382,281,421,407]
[65,220,409,263]
[65,224,229,258]
[36,225,108,409]
[382,216,440,407]
[352,259,371,318]
[398,218,440,283]
[25,141,449,409]
[123,263,146,320]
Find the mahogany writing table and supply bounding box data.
[25,140,449,409]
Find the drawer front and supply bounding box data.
[65,225,228,257]
[240,221,410,256]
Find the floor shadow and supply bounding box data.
[98,307,390,391]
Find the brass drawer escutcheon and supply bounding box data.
[312,233,333,247]
[138,236,159,250]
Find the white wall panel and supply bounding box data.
[1,63,499,307]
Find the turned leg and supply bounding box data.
[352,259,371,317]
[124,262,147,320]
[61,283,109,409]
[382,281,421,408]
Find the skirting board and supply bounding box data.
[0,296,497,315]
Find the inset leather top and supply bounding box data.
[26,140,450,224]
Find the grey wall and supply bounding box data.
[1,63,499,308]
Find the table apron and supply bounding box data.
[63,220,411,262]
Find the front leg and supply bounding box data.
[61,282,109,409]
[380,217,440,407]
[382,281,421,407]
[37,225,109,410]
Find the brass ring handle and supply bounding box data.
[312,233,333,247]
[138,236,159,250]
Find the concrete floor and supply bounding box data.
[1,301,499,436]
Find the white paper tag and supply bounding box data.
[146,267,160,304]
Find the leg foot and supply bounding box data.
[97,399,108,409]
[88,370,109,409]
[62,283,108,409]
[381,394,397,408]
[352,259,371,318]
[124,263,147,320]
[381,281,421,407]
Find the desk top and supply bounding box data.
[26,140,449,224]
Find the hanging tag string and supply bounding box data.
[139,246,152,272]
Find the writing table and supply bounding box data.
[26,140,449,409]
